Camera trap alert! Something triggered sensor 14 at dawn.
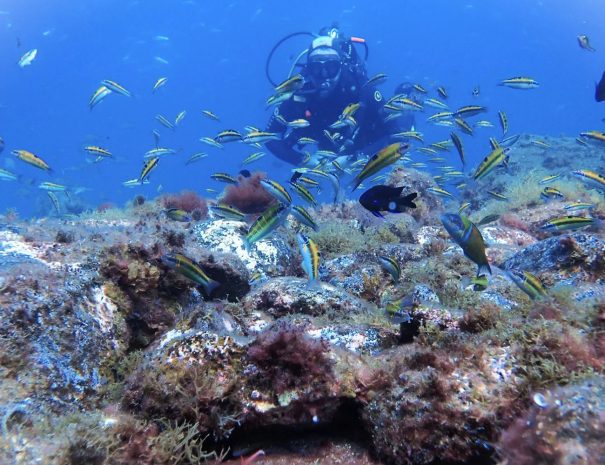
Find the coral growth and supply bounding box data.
[363,346,495,465]
[100,243,188,349]
[218,171,275,214]
[56,413,225,465]
[123,332,244,440]
[459,304,501,333]
[246,323,334,395]
[310,221,367,257]
[500,213,530,232]
[162,190,208,218]
[97,202,115,212]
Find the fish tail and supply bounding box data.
[333,187,344,204]
[204,279,220,297]
[305,278,321,289]
[396,192,418,210]
[477,263,492,277]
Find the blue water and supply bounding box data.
[1,0,603,217]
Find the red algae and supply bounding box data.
[161,190,208,217]
[220,171,275,214]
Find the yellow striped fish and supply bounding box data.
[507,270,546,300]
[472,147,511,180]
[12,149,52,172]
[101,79,131,97]
[297,233,320,282]
[161,253,219,296]
[541,216,595,231]
[89,85,112,110]
[139,157,159,183]
[201,110,220,121]
[571,169,605,192]
[498,77,540,89]
[246,204,289,245]
[275,74,304,94]
[84,146,113,158]
[378,255,400,283]
[152,77,168,92]
[350,143,408,190]
[579,130,605,144]
[289,181,317,206]
[454,118,473,135]
[498,111,508,136]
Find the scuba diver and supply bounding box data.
[265,26,418,165]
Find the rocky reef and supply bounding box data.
[0,135,604,465]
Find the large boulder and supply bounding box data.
[193,219,294,278]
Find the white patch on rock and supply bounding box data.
[90,285,118,333]
[158,329,184,349]
[194,220,289,276]
[414,226,441,246]
[0,231,48,266]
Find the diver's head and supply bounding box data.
[307,36,342,97]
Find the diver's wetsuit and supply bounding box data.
[265,71,413,165]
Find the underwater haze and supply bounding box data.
[0,0,604,216]
[3,2,605,464]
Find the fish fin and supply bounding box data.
[401,192,418,209]
[204,279,220,297]
[477,263,492,277]
[304,277,322,290]
[371,210,385,218]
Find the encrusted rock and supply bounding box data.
[193,219,293,277]
[196,251,250,301]
[243,277,376,318]
[502,233,605,283]
[499,376,605,465]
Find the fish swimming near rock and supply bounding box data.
[297,233,320,283]
[440,213,491,276]
[506,270,547,300]
[245,203,289,246]
[359,185,417,218]
[378,255,401,283]
[164,208,191,222]
[161,253,219,296]
[596,71,605,102]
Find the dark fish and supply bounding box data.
[0,137,4,154]
[239,169,251,178]
[359,185,417,218]
[596,71,605,102]
[161,253,219,296]
[477,214,500,226]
